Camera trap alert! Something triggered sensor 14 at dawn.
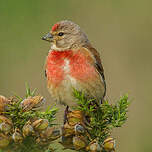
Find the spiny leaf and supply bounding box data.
[73,89,130,144]
[25,83,36,97]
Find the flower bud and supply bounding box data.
[0,133,10,148]
[22,121,34,137]
[12,128,23,143]
[40,127,60,141]
[32,119,49,131]
[62,122,75,137]
[67,110,84,126]
[74,124,85,135]
[0,122,12,135]
[73,135,87,150]
[86,139,101,152]
[0,95,9,112]
[20,96,45,112]
[103,137,115,152]
[0,115,12,124]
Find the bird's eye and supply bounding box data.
[58,32,64,36]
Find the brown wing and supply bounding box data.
[83,44,106,99]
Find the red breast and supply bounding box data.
[46,50,97,87]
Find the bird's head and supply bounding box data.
[42,20,89,50]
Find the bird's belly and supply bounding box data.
[47,74,81,106]
[47,72,104,107]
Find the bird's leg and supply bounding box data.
[64,105,69,124]
[100,99,103,104]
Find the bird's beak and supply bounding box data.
[42,33,53,42]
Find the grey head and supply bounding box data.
[42,20,89,50]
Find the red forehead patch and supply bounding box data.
[52,23,59,31]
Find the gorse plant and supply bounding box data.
[0,85,130,152]
[3,85,58,129]
[73,89,130,143]
[0,85,59,152]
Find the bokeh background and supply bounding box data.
[0,0,152,151]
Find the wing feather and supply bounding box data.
[82,44,106,99]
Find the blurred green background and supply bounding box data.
[0,0,152,151]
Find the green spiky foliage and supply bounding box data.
[3,85,58,129]
[0,85,130,152]
[1,85,58,152]
[73,89,130,144]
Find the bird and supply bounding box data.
[42,20,106,108]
